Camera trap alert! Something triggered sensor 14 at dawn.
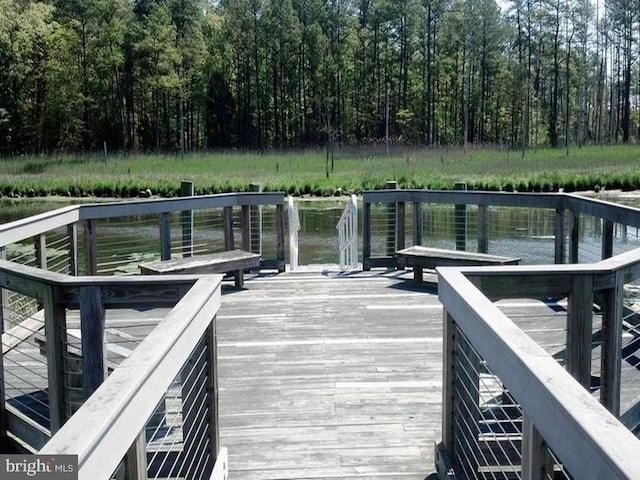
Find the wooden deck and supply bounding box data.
[5,267,640,478]
[216,268,443,479]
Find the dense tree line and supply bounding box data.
[0,0,638,155]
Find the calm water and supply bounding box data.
[2,194,640,267]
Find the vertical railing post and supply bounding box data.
[521,416,553,480]
[123,432,147,480]
[206,316,220,470]
[67,224,79,276]
[413,202,423,247]
[35,233,47,270]
[566,274,594,389]
[275,203,285,272]
[249,183,263,255]
[600,270,623,415]
[43,284,67,432]
[223,206,235,251]
[568,210,580,264]
[477,204,488,254]
[441,311,456,455]
[602,219,614,260]
[80,286,107,400]
[159,212,172,261]
[454,182,467,251]
[84,219,98,276]
[363,200,371,271]
[181,181,194,258]
[554,208,566,264]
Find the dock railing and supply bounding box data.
[0,258,225,479]
[40,274,225,480]
[362,190,640,269]
[0,193,285,331]
[437,248,640,479]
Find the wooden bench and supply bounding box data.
[139,249,261,288]
[396,246,520,282]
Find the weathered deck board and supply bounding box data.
[215,270,442,479]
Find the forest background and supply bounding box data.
[1,0,639,157]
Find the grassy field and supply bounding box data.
[1,144,639,198]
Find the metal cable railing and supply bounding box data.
[439,256,640,480]
[145,337,213,479]
[36,275,224,480]
[452,328,574,480]
[90,215,162,275]
[2,298,50,433]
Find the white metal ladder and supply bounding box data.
[337,194,358,271]
[287,196,300,271]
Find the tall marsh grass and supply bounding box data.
[1,145,639,198]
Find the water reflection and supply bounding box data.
[2,195,640,268]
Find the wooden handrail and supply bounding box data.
[39,276,222,479]
[438,266,640,479]
[0,192,285,248]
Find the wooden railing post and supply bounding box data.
[554,208,566,264]
[181,181,194,258]
[84,219,98,276]
[123,432,147,480]
[363,200,372,271]
[454,182,467,251]
[477,204,488,254]
[159,212,172,261]
[441,311,456,455]
[80,286,107,400]
[566,274,594,389]
[35,233,47,270]
[223,206,235,251]
[599,270,623,415]
[43,284,67,432]
[521,416,552,480]
[241,204,251,252]
[569,210,580,264]
[206,317,220,469]
[602,219,614,260]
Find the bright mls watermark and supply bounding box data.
[0,455,77,479]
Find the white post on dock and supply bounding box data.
[288,196,300,271]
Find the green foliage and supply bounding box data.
[1,0,637,155]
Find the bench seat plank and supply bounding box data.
[139,249,260,287]
[397,246,520,282]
